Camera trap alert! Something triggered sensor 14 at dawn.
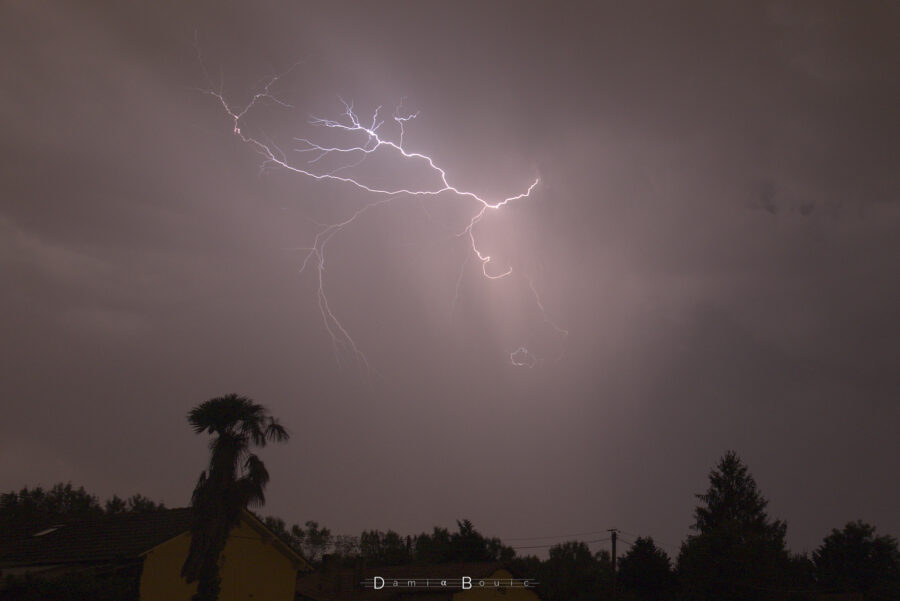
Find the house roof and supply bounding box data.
[236,509,313,571]
[0,507,312,572]
[0,508,193,567]
[296,562,513,601]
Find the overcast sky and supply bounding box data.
[2,0,898,557]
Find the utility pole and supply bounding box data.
[608,528,619,601]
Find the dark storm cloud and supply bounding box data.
[2,0,898,555]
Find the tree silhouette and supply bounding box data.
[359,529,409,565]
[0,483,167,536]
[449,519,510,562]
[677,450,788,601]
[413,526,453,564]
[617,537,672,601]
[104,494,165,514]
[541,541,609,601]
[813,521,900,599]
[0,483,102,534]
[408,520,514,564]
[181,394,288,601]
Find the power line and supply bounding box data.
[503,529,615,542]
[287,522,680,556]
[512,536,610,550]
[504,527,680,557]
[617,529,643,539]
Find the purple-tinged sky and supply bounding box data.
[1,1,898,557]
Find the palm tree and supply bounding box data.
[181,394,289,601]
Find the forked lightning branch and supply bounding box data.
[199,60,565,371]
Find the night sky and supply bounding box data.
[2,1,898,557]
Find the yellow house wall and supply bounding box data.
[452,569,542,601]
[139,519,297,601]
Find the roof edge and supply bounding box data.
[240,509,314,572]
[138,508,313,572]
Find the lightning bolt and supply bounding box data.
[509,347,537,369]
[197,56,562,371]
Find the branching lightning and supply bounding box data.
[198,58,564,371]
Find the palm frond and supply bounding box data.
[243,453,271,489]
[241,417,267,447]
[266,418,290,443]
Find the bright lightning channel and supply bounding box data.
[199,61,562,371]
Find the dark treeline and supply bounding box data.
[2,451,898,600]
[0,482,165,536]
[258,452,899,601]
[259,517,516,567]
[0,484,166,601]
